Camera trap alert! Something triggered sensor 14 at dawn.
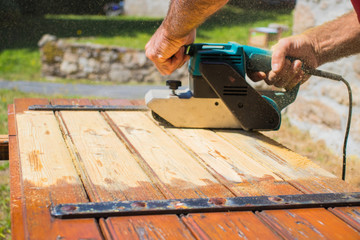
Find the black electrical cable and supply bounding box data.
[303,67,353,181]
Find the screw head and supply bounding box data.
[166,80,181,90]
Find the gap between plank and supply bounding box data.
[100,111,176,199]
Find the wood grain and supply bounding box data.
[258,208,360,239]
[15,106,102,239]
[215,130,358,193]
[58,110,165,201]
[106,111,234,199]
[8,103,25,240]
[166,127,300,196]
[329,207,360,232]
[104,215,195,240]
[182,212,281,239]
[10,98,360,239]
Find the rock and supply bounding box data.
[109,63,132,82]
[63,53,78,64]
[143,69,162,84]
[38,34,57,48]
[60,61,78,75]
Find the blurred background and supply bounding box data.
[0,0,359,238]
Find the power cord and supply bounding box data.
[303,67,353,181]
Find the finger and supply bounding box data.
[271,40,291,73]
[178,55,190,69]
[154,49,185,75]
[247,71,266,82]
[168,48,186,72]
[284,70,303,90]
[276,60,303,89]
[267,58,292,85]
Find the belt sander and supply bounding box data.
[145,42,299,131]
[145,42,353,180]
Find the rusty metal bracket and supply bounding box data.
[28,105,148,111]
[51,192,360,219]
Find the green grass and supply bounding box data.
[0,161,10,240]
[0,177,10,240]
[0,6,293,82]
[0,49,41,80]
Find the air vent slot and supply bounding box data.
[201,55,243,65]
[223,86,247,96]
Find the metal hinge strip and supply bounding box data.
[51,192,360,219]
[28,105,148,111]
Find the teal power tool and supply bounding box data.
[145,41,353,180]
[146,42,299,131]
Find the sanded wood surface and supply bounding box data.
[10,99,102,239]
[8,98,360,239]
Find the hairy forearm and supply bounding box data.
[162,0,229,39]
[304,11,360,66]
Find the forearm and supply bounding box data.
[162,0,229,39]
[304,11,360,66]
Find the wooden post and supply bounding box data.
[0,134,9,160]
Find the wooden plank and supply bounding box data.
[8,103,25,240]
[58,110,165,201]
[182,212,281,239]
[15,106,102,239]
[258,208,360,239]
[10,99,50,239]
[8,104,17,136]
[103,215,195,240]
[89,99,199,239]
[9,135,25,240]
[215,130,358,193]
[329,207,360,232]
[166,127,301,196]
[106,111,234,199]
[11,98,360,239]
[14,98,49,114]
[0,134,9,160]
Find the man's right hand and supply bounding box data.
[248,35,319,90]
[145,27,196,75]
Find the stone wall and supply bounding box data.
[124,0,169,17]
[288,0,360,157]
[38,34,187,84]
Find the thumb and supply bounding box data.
[271,40,290,73]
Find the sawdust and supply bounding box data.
[263,116,360,188]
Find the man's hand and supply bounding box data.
[145,0,228,75]
[145,27,195,75]
[248,35,319,90]
[248,11,360,90]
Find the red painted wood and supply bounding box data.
[10,98,103,239]
[182,212,281,239]
[258,208,360,239]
